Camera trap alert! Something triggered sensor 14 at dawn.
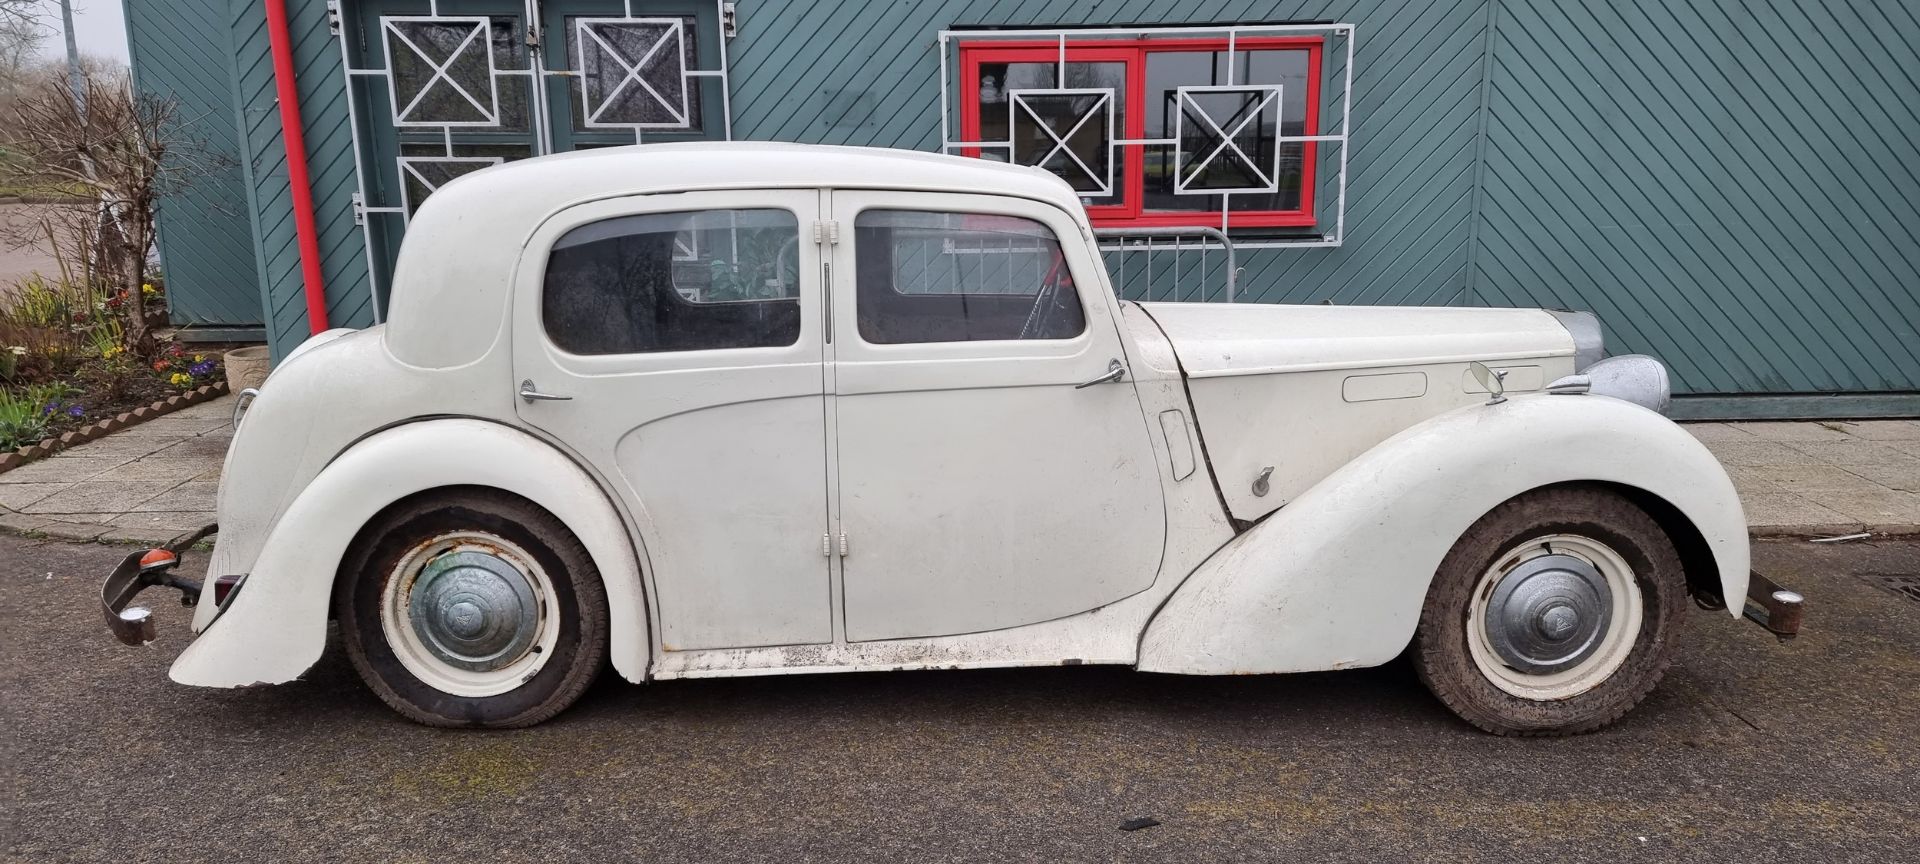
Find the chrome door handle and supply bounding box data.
[1075,358,1126,389]
[519,379,573,403]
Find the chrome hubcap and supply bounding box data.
[407,550,541,672]
[1483,553,1613,674]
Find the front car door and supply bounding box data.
[511,189,833,651]
[826,191,1167,642]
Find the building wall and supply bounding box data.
[120,0,260,328]
[128,0,1920,416]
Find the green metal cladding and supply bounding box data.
[125,0,1920,415]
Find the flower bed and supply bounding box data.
[3,274,231,453]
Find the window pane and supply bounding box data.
[1142,49,1310,213]
[543,209,800,355]
[974,61,1126,208]
[854,210,1086,344]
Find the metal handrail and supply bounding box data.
[1093,226,1238,302]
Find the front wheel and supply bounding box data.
[337,489,607,727]
[1412,485,1687,736]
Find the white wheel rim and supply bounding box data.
[1466,533,1643,701]
[380,530,558,698]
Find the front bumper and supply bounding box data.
[100,524,218,645]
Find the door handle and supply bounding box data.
[519,379,573,403]
[1074,358,1126,389]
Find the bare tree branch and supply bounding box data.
[4,67,225,357]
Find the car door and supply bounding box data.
[512,189,833,651]
[825,190,1167,642]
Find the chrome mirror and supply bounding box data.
[1468,362,1509,405]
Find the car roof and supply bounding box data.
[384,143,1088,368]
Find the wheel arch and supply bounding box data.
[169,418,650,689]
[1137,395,1749,676]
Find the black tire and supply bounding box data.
[1411,485,1686,736]
[336,488,607,728]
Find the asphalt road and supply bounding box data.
[4,535,1917,863]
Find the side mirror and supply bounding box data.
[1468,361,1509,405]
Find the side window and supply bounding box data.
[853,210,1087,345]
[542,208,801,355]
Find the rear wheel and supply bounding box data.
[337,489,607,727]
[1412,485,1686,736]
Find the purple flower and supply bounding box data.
[188,361,214,376]
[67,404,85,418]
[42,401,57,415]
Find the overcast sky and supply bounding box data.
[36,0,130,64]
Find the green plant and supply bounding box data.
[0,382,75,450]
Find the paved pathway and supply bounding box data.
[0,395,230,543]
[1,394,1916,542]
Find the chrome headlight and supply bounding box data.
[1546,355,1670,414]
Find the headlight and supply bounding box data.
[1547,355,1671,414]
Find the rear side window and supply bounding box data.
[853,210,1087,344]
[542,208,801,355]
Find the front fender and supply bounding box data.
[170,419,649,687]
[1138,394,1748,675]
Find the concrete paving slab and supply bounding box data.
[112,416,233,437]
[1818,490,1920,526]
[111,510,217,533]
[147,436,234,460]
[0,483,69,511]
[1737,420,1855,443]
[89,457,221,484]
[1681,422,1756,443]
[1736,492,1861,534]
[53,434,180,459]
[24,480,181,515]
[1761,464,1888,494]
[0,456,135,484]
[128,481,218,513]
[1782,439,1920,469]
[1703,440,1808,467]
[1833,420,1920,441]
[1844,462,1920,492]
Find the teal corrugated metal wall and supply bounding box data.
[128,0,1920,409]
[1473,0,1920,395]
[228,0,373,355]
[121,0,260,326]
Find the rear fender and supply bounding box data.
[170,419,648,687]
[1138,394,1747,675]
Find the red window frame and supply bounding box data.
[959,36,1323,230]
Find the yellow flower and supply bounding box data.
[141,282,156,295]
[101,345,122,359]
[192,354,205,363]
[169,372,192,387]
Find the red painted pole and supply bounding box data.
[264,0,330,334]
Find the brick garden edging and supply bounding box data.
[0,382,229,476]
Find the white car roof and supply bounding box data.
[385,143,1086,367]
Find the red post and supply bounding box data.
[264,0,330,334]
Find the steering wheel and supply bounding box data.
[1017,251,1072,340]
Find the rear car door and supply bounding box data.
[511,190,833,651]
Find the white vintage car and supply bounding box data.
[101,143,1801,733]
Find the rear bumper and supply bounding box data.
[100,524,218,645]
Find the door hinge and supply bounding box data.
[812,220,840,245]
[722,2,738,38]
[350,192,365,226]
[325,0,342,36]
[837,529,849,558]
[822,532,831,557]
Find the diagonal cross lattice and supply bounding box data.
[1176,86,1282,193]
[580,20,688,127]
[1011,90,1112,194]
[388,19,497,125]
